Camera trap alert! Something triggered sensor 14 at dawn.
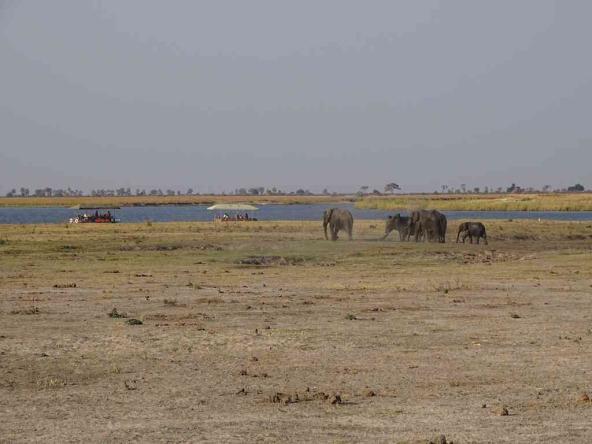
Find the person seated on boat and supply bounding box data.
[244,212,249,220]
[222,213,229,221]
[106,211,112,221]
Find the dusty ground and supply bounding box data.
[1,219,591,443]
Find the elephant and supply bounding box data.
[456,222,488,244]
[383,214,413,241]
[409,210,447,243]
[323,208,353,241]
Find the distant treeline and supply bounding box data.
[3,182,588,198]
[3,186,319,198]
[435,183,587,194]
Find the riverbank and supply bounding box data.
[1,219,591,441]
[0,194,355,208]
[4,203,592,225]
[357,192,592,211]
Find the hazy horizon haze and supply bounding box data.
[1,1,591,194]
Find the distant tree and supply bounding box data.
[441,185,448,193]
[384,182,401,194]
[359,185,369,195]
[372,189,381,195]
[484,186,489,194]
[567,183,585,192]
[322,188,329,195]
[506,183,517,193]
[542,185,551,192]
[20,187,30,197]
[5,188,16,197]
[295,188,306,195]
[248,188,260,195]
[473,187,480,194]
[460,184,466,193]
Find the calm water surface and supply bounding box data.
[1,204,592,224]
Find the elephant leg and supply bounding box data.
[332,226,339,241]
[476,237,480,245]
[347,226,353,240]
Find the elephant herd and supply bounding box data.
[322,208,488,244]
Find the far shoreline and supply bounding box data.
[0,194,355,209]
[1,192,592,211]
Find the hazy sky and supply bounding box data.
[1,1,591,193]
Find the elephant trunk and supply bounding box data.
[323,221,329,240]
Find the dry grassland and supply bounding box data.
[358,193,592,212]
[1,220,592,442]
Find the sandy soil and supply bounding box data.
[1,220,591,443]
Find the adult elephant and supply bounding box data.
[456,222,488,244]
[409,210,447,243]
[383,214,413,241]
[323,208,354,241]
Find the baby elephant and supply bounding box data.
[383,214,412,241]
[456,222,488,245]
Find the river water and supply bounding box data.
[1,204,592,224]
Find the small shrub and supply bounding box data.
[108,308,127,318]
[11,306,40,315]
[53,283,77,288]
[36,376,67,389]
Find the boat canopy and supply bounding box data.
[206,204,259,211]
[70,205,121,210]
